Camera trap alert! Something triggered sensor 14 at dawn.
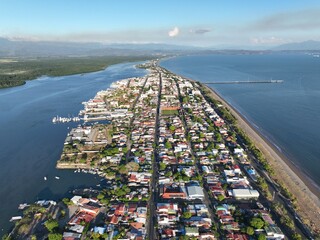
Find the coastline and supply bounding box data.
[201,83,320,230]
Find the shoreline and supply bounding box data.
[201,83,320,230]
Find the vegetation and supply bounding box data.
[0,56,152,88]
[44,219,59,232]
[161,109,179,115]
[47,233,63,240]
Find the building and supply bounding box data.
[229,189,259,200]
[187,185,205,200]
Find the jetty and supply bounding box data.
[203,80,284,84]
[52,115,81,123]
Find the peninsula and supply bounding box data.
[8,60,319,240]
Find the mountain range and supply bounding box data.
[0,38,319,57]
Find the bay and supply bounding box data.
[0,61,147,234]
[161,53,320,191]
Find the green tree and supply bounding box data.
[62,198,73,206]
[215,133,222,142]
[250,217,265,229]
[165,141,172,149]
[48,233,62,240]
[291,233,302,240]
[159,162,166,171]
[257,234,266,240]
[97,193,105,200]
[169,125,176,131]
[246,226,255,235]
[1,234,12,240]
[182,212,192,219]
[217,194,225,202]
[44,219,59,232]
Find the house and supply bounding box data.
[265,225,285,239]
[161,183,187,199]
[71,196,82,205]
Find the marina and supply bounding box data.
[52,115,81,123]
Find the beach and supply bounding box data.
[201,83,320,233]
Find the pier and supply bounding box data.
[203,80,284,84]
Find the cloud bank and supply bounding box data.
[189,28,211,35]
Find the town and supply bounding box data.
[7,61,305,240]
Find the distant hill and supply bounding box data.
[272,40,320,51]
[0,38,201,57]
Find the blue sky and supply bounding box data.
[1,0,320,47]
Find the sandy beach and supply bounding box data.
[201,83,320,233]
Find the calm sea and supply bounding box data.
[0,62,147,234]
[161,53,320,191]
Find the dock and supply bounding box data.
[203,80,284,84]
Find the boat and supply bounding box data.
[10,216,22,222]
[44,176,47,181]
[18,203,30,210]
[55,176,60,180]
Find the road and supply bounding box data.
[125,76,149,163]
[146,69,162,240]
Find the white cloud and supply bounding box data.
[250,36,288,45]
[168,27,179,37]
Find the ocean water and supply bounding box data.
[0,62,147,234]
[161,53,320,191]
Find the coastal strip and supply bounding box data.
[7,60,319,239]
[199,82,320,232]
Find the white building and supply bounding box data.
[187,185,205,200]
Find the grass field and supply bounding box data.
[0,56,152,89]
[161,109,179,116]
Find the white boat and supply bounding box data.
[55,176,60,180]
[18,203,30,210]
[44,176,47,181]
[10,216,22,222]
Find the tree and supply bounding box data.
[97,193,105,200]
[48,233,62,240]
[169,125,176,132]
[217,194,225,202]
[246,226,254,236]
[1,234,12,240]
[118,164,128,174]
[44,219,59,232]
[215,133,222,142]
[182,212,192,219]
[159,162,166,171]
[62,198,73,206]
[291,233,302,240]
[250,217,265,229]
[165,141,172,149]
[257,234,266,240]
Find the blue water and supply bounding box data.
[161,53,320,193]
[0,62,147,234]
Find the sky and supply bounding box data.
[1,0,320,47]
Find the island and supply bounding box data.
[6,60,319,240]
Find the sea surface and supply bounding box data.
[0,62,147,234]
[161,53,320,191]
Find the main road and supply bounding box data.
[147,69,162,240]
